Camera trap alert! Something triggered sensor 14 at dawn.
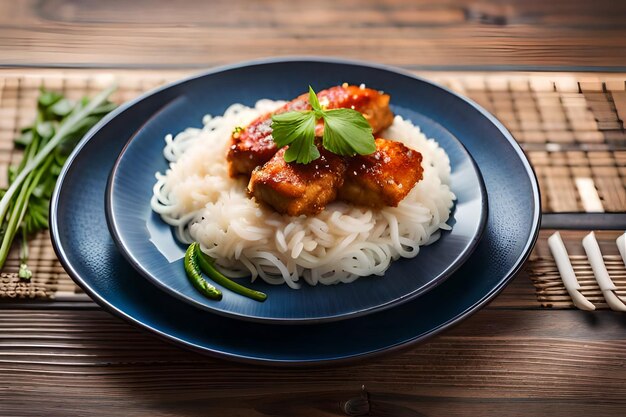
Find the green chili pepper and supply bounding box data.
[194,243,267,303]
[184,243,222,300]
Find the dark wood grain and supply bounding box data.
[1,308,626,416]
[0,0,625,69]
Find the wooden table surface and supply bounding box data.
[1,1,626,416]
[1,0,626,70]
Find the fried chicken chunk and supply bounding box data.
[228,85,394,177]
[337,138,423,208]
[250,139,423,215]
[248,147,346,216]
[319,85,394,134]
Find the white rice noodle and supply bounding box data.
[151,100,455,287]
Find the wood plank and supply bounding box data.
[0,0,624,68]
[1,309,626,416]
[2,392,626,417]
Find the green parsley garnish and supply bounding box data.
[270,86,376,164]
[232,126,244,138]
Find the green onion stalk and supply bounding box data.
[0,85,116,278]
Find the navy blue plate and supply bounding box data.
[106,73,487,323]
[51,58,540,364]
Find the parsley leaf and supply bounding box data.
[270,86,375,164]
[284,134,320,164]
[322,108,375,156]
[270,111,316,148]
[308,86,324,118]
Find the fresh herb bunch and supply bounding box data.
[0,86,116,278]
[270,86,376,164]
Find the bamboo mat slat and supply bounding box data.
[0,69,624,306]
[528,230,626,309]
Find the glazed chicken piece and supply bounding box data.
[318,85,394,133]
[248,147,346,216]
[337,138,423,208]
[228,85,394,177]
[250,139,423,216]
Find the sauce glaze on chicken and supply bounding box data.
[228,85,394,177]
[338,138,423,208]
[248,147,346,216]
[228,85,424,216]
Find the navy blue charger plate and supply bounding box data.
[106,72,487,323]
[51,58,540,364]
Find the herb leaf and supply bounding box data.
[271,110,319,163]
[271,111,316,148]
[270,86,376,164]
[50,99,74,117]
[322,108,375,156]
[284,135,320,164]
[38,90,62,109]
[308,86,324,118]
[0,86,117,274]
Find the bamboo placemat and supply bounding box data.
[0,69,624,305]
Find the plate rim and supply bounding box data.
[50,56,541,365]
[104,76,489,323]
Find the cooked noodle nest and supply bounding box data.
[151,100,455,288]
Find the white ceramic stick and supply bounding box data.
[582,232,626,312]
[547,231,595,311]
